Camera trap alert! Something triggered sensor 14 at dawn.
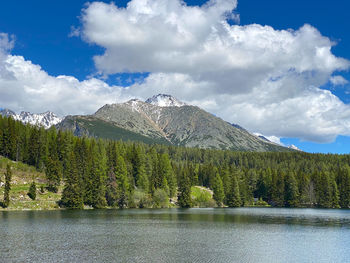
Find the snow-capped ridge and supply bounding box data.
[145,94,185,107]
[125,99,143,112]
[0,108,62,129]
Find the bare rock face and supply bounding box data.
[2,94,290,151]
[89,94,289,152]
[0,108,62,129]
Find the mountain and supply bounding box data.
[57,114,171,145]
[145,94,186,107]
[0,109,62,129]
[58,94,290,152]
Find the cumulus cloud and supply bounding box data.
[77,0,350,142]
[0,44,131,116]
[330,75,348,86]
[1,0,350,143]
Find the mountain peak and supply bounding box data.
[0,109,62,129]
[145,94,185,107]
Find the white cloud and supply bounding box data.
[77,0,350,142]
[1,0,350,144]
[253,133,283,145]
[330,75,348,86]
[0,54,131,116]
[68,25,81,38]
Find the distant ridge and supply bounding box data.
[58,94,292,152]
[0,108,62,129]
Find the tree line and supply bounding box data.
[1,115,350,209]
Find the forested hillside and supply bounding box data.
[1,115,350,209]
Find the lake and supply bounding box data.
[0,208,349,262]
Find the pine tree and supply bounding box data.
[316,171,337,208]
[226,175,242,207]
[177,170,192,208]
[136,162,149,191]
[284,171,299,207]
[158,154,176,197]
[27,181,37,200]
[105,169,117,207]
[2,118,17,160]
[338,166,350,208]
[271,171,285,207]
[90,142,107,208]
[330,176,340,208]
[212,172,225,206]
[45,157,61,193]
[60,152,84,209]
[115,155,130,208]
[2,164,12,208]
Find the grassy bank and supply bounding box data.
[0,156,61,210]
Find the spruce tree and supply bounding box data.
[27,181,37,200]
[115,155,130,208]
[316,171,338,208]
[212,172,225,206]
[105,169,117,207]
[271,171,285,207]
[60,152,84,209]
[284,172,299,207]
[2,164,12,208]
[158,154,176,197]
[45,157,61,193]
[330,176,340,208]
[338,166,350,208]
[90,142,107,208]
[226,175,242,207]
[136,162,149,191]
[177,171,192,208]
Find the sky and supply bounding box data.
[0,0,349,154]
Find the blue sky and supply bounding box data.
[0,0,349,153]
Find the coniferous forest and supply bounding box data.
[1,115,350,209]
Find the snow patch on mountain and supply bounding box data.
[125,99,143,112]
[0,108,62,129]
[145,94,185,107]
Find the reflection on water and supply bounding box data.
[1,208,349,263]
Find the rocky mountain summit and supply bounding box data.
[0,108,62,129]
[58,94,290,152]
[145,94,186,107]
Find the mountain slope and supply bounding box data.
[62,94,288,152]
[57,115,171,145]
[0,109,62,129]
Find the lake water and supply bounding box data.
[0,208,349,262]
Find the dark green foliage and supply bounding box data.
[2,164,12,208]
[178,171,192,208]
[27,181,37,200]
[60,152,84,209]
[105,169,117,207]
[271,171,285,207]
[45,158,61,193]
[316,171,339,208]
[226,175,242,207]
[212,172,225,206]
[158,154,176,197]
[115,155,130,208]
[284,172,299,207]
[338,166,350,208]
[1,115,350,209]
